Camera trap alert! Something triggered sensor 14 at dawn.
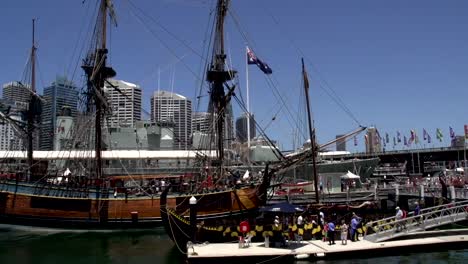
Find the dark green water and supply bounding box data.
[0,225,466,264]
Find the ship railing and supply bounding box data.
[395,185,468,200]
[364,200,468,242]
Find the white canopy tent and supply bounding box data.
[340,171,361,180]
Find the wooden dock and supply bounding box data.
[187,231,468,263]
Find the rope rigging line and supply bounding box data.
[123,0,211,94]
[228,8,305,140]
[264,8,362,126]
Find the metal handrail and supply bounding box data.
[393,185,468,200]
[364,200,468,242]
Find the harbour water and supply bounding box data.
[0,225,466,264]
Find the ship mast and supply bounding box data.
[26,19,38,181]
[82,0,117,179]
[207,0,236,171]
[302,58,319,204]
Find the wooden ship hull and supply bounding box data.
[159,183,269,251]
[0,181,264,229]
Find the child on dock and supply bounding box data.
[323,221,329,242]
[340,220,348,245]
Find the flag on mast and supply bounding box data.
[436,128,443,142]
[375,129,381,143]
[423,128,427,140]
[397,131,401,143]
[354,136,358,146]
[404,136,408,146]
[385,133,389,143]
[449,126,455,138]
[428,134,432,144]
[247,46,273,74]
[465,125,468,139]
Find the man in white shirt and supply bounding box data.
[297,215,303,228]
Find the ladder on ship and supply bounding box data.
[364,200,468,242]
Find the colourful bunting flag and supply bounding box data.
[436,128,443,142]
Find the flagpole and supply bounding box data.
[246,46,251,164]
[464,125,467,170]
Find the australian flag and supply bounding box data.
[247,46,273,74]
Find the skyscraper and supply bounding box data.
[336,134,346,151]
[192,112,212,133]
[2,81,30,106]
[0,115,23,150]
[151,90,192,150]
[365,127,382,153]
[1,82,34,150]
[40,76,79,150]
[104,79,142,128]
[236,112,256,143]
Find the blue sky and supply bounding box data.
[1,0,467,152]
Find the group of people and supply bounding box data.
[323,212,362,245]
[394,202,422,232]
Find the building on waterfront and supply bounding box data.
[365,127,382,153]
[53,107,74,151]
[150,90,192,150]
[451,136,466,148]
[104,120,161,150]
[103,79,142,128]
[40,76,79,150]
[2,81,30,106]
[0,114,23,150]
[336,134,346,151]
[236,112,256,143]
[192,112,211,133]
[0,82,31,150]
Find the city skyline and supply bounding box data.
[0,1,467,152]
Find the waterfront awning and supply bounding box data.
[340,171,361,179]
[260,202,303,213]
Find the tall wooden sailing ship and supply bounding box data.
[0,0,270,229]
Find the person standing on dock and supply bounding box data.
[297,214,304,229]
[327,220,336,245]
[350,213,361,241]
[341,220,348,245]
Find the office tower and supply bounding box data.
[336,134,346,151]
[0,115,23,150]
[365,127,382,153]
[235,112,256,143]
[40,76,78,150]
[2,81,30,106]
[192,112,211,133]
[151,90,192,150]
[104,79,142,128]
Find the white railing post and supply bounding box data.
[395,184,399,203]
[449,186,455,202]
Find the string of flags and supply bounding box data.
[362,126,468,148]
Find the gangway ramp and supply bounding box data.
[365,200,468,242]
